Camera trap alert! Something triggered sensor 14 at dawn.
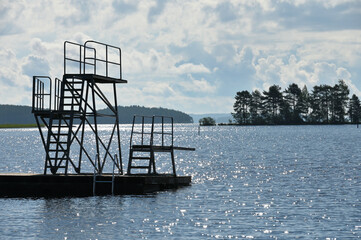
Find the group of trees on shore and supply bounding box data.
[233,80,361,125]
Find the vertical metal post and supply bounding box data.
[113,82,123,174]
[78,81,89,172]
[151,116,155,147]
[162,116,164,146]
[171,117,174,146]
[79,45,82,74]
[111,154,116,195]
[91,81,101,173]
[64,42,66,74]
[106,45,108,77]
[32,77,36,111]
[40,81,43,110]
[49,76,52,111]
[36,79,38,110]
[93,153,98,196]
[171,150,176,176]
[119,48,122,79]
[141,116,144,146]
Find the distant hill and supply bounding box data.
[190,113,233,124]
[98,106,193,124]
[0,105,35,124]
[0,104,193,124]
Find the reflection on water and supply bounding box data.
[0,124,360,239]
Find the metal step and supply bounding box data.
[48,158,68,160]
[129,166,150,169]
[131,157,151,160]
[62,103,80,105]
[49,141,68,144]
[63,95,81,98]
[66,81,83,84]
[64,88,83,91]
[50,133,69,136]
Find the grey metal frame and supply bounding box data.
[127,115,195,176]
[32,40,127,175]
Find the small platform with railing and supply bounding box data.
[128,115,195,176]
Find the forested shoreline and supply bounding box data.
[232,80,361,125]
[0,105,193,124]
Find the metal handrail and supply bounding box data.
[64,41,96,75]
[93,153,119,196]
[32,76,52,112]
[54,78,62,111]
[84,40,122,79]
[129,115,174,148]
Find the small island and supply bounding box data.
[199,117,216,126]
[231,80,361,125]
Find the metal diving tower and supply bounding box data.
[32,40,127,175]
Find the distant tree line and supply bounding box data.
[232,80,361,125]
[0,105,194,124]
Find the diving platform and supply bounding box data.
[0,40,195,198]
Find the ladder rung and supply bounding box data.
[130,166,150,169]
[49,141,68,144]
[132,131,151,134]
[48,149,66,152]
[46,166,66,169]
[131,157,151,160]
[94,180,113,183]
[50,116,74,119]
[62,103,80,106]
[51,133,68,136]
[63,95,81,98]
[64,88,82,91]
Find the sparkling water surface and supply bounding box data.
[0,124,360,239]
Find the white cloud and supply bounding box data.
[177,74,216,93]
[253,53,361,94]
[0,48,32,105]
[173,63,211,74]
[0,0,361,113]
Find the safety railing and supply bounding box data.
[84,40,122,79]
[32,76,52,112]
[64,41,96,75]
[64,40,122,80]
[129,115,174,148]
[54,77,62,111]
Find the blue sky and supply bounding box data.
[0,0,360,114]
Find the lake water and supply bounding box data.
[0,124,360,239]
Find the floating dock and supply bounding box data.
[0,173,191,197]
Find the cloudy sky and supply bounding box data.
[0,0,360,114]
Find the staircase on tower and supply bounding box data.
[32,40,127,175]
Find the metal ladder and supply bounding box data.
[44,112,74,174]
[93,154,120,196]
[44,77,85,174]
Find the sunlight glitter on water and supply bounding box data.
[0,124,360,238]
